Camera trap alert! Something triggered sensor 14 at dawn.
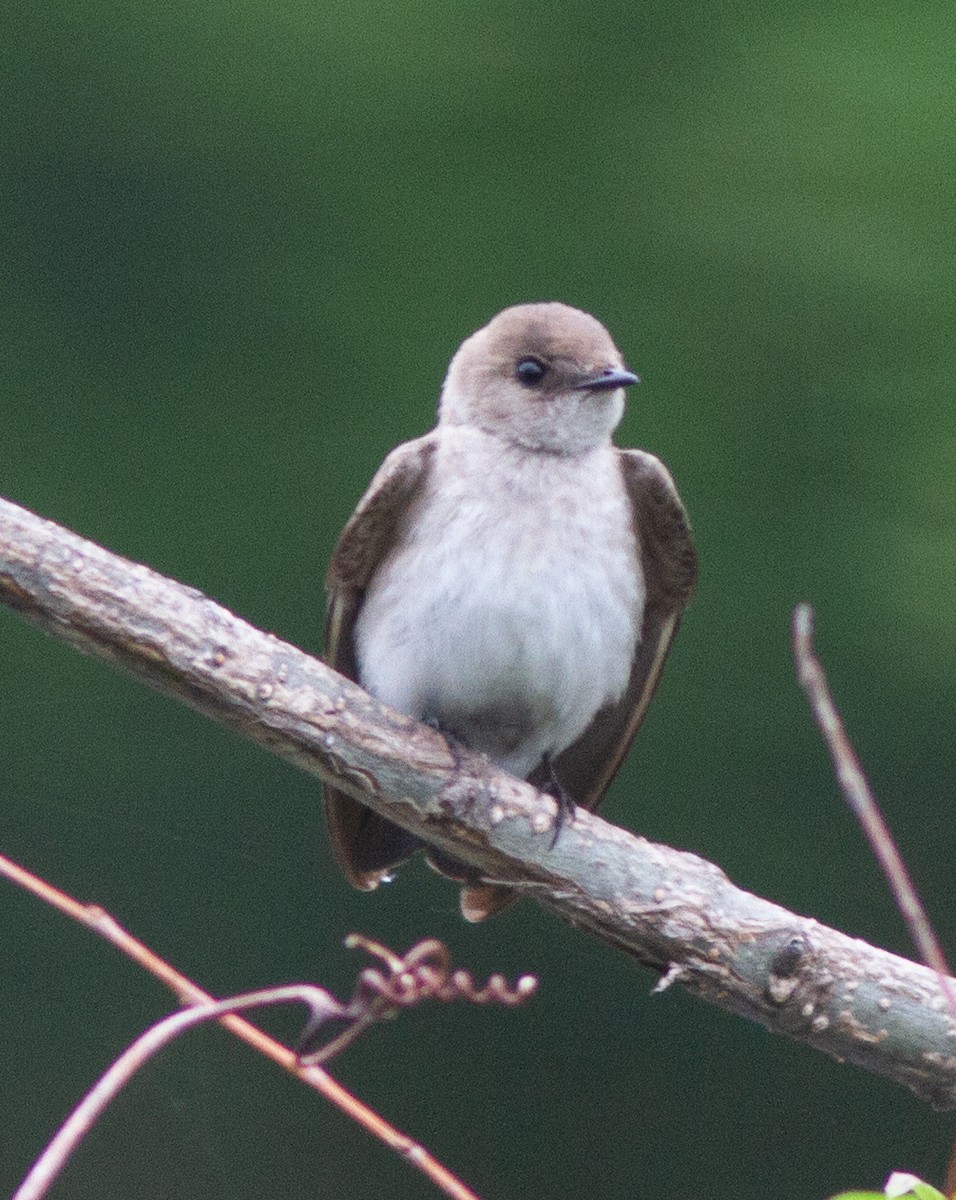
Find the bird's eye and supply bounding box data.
[515,357,548,386]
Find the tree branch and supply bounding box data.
[2,495,955,1108]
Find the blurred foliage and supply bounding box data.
[832,1178,951,1200]
[3,1,956,1197]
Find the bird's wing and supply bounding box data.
[548,448,697,811]
[461,448,696,921]
[323,432,438,888]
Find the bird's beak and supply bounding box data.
[573,367,641,392]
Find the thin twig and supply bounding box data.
[14,986,341,1200]
[0,852,483,1200]
[792,604,956,1020]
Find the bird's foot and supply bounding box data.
[540,754,575,849]
[422,714,468,772]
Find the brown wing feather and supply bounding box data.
[324,433,438,889]
[461,448,696,920]
[549,448,697,811]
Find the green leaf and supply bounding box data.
[884,1173,947,1200]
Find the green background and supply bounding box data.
[3,2,956,1196]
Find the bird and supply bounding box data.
[323,302,696,920]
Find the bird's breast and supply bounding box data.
[355,435,645,772]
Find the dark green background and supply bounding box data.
[3,3,956,1197]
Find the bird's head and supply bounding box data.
[440,302,639,454]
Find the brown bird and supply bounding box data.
[324,302,696,920]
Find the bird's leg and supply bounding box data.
[540,753,575,849]
[421,714,468,774]
[419,715,485,883]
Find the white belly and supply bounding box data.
[355,431,643,777]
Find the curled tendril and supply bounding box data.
[298,936,537,1065]
[347,935,538,1008]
